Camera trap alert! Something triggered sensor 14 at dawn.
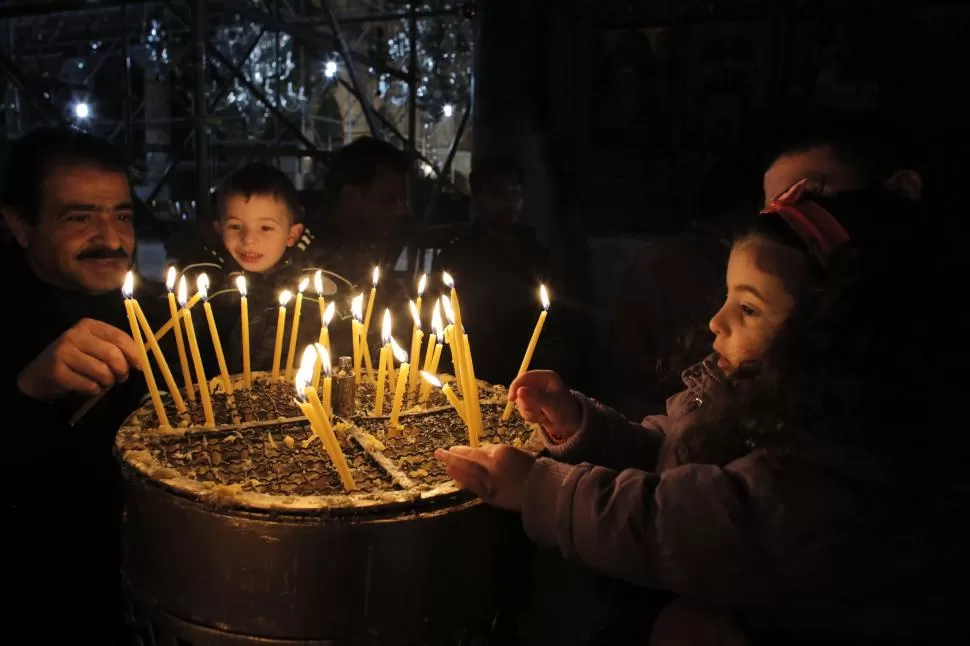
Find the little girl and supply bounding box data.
[436,182,966,644]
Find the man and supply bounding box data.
[764,113,923,206]
[2,127,158,643]
[433,157,553,385]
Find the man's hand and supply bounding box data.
[434,444,536,512]
[509,370,583,440]
[17,318,141,400]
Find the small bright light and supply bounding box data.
[74,102,90,119]
[382,309,392,343]
[298,277,310,293]
[351,294,364,321]
[279,290,293,307]
[315,343,332,376]
[313,269,324,296]
[420,371,442,388]
[323,301,336,326]
[409,300,421,328]
[431,301,444,338]
[417,273,428,296]
[196,274,209,301]
[442,104,454,118]
[122,271,134,299]
[165,267,178,292]
[372,266,380,286]
[540,284,550,310]
[420,162,434,177]
[390,337,408,364]
[177,276,189,307]
[324,61,338,78]
[235,275,247,297]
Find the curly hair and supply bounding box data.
[679,189,950,475]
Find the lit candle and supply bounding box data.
[236,275,251,388]
[313,269,327,323]
[415,272,428,322]
[166,267,195,401]
[285,277,310,380]
[462,332,481,448]
[122,272,170,429]
[418,301,444,404]
[441,294,466,395]
[152,291,202,343]
[374,309,392,416]
[444,273,483,442]
[388,337,410,429]
[312,301,336,390]
[502,284,551,421]
[132,299,187,413]
[197,274,233,396]
[316,343,333,420]
[178,276,215,427]
[420,371,467,427]
[407,300,424,400]
[295,347,356,490]
[361,266,379,380]
[351,293,364,383]
[272,290,293,381]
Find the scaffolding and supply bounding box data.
[0,0,474,231]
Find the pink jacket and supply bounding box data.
[521,359,965,642]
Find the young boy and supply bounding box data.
[180,163,327,376]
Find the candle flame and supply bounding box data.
[279,290,293,307]
[196,273,209,301]
[351,293,364,321]
[420,371,442,388]
[441,294,456,324]
[177,276,188,306]
[417,273,428,296]
[540,284,551,310]
[442,271,454,288]
[296,345,316,391]
[298,277,310,293]
[372,266,380,287]
[315,343,332,376]
[390,337,408,364]
[235,275,247,297]
[431,301,444,339]
[323,301,336,326]
[165,266,177,292]
[313,269,324,295]
[122,271,134,299]
[381,308,392,343]
[409,300,421,328]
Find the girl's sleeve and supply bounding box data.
[539,392,668,473]
[521,454,781,606]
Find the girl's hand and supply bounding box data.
[509,370,582,440]
[434,444,536,512]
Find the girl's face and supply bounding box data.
[709,238,799,375]
[217,194,303,273]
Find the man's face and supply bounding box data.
[477,174,524,227]
[217,194,303,274]
[763,145,862,206]
[6,164,134,294]
[343,166,408,236]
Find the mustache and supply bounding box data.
[76,247,130,261]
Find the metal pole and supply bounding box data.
[408,4,418,158]
[421,101,471,226]
[121,0,133,160]
[193,0,210,221]
[320,0,379,137]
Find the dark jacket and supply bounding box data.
[3,247,169,643]
[432,220,557,385]
[523,358,967,644]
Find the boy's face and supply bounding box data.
[709,239,797,375]
[217,194,303,274]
